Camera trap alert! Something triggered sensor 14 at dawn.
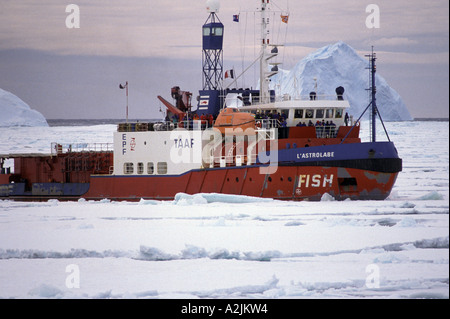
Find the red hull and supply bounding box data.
[84,165,398,201]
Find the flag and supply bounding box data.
[233,14,239,22]
[225,69,234,79]
[281,15,289,24]
[119,82,128,89]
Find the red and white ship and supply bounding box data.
[0,0,402,201]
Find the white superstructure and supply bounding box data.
[113,128,204,176]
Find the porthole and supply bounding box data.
[147,162,154,174]
[137,162,144,174]
[157,162,167,174]
[123,162,134,175]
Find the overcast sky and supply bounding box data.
[0,0,448,119]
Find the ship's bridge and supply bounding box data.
[236,92,352,129]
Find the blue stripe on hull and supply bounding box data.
[269,141,399,164]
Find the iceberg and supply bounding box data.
[0,88,48,127]
[270,42,413,121]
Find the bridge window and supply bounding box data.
[203,27,223,36]
[305,109,314,118]
[335,109,343,118]
[316,109,324,118]
[294,109,304,119]
[326,109,334,118]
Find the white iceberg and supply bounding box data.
[0,88,48,127]
[270,41,413,121]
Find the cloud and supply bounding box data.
[0,0,448,118]
[1,0,448,61]
[0,1,206,58]
[370,37,419,47]
[378,51,449,65]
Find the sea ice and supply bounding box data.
[0,121,448,299]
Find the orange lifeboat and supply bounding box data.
[213,108,256,135]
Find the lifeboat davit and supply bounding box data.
[213,107,256,135]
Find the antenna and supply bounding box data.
[119,81,128,123]
[364,47,391,143]
[342,47,390,144]
[365,46,377,142]
[259,0,282,104]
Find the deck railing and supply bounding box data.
[51,142,113,155]
[117,120,214,132]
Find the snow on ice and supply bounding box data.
[0,121,448,299]
[0,88,48,127]
[270,42,413,121]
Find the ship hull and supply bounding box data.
[0,141,401,201]
[83,163,399,201]
[84,141,401,201]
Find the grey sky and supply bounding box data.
[0,0,448,119]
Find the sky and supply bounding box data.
[0,0,448,119]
